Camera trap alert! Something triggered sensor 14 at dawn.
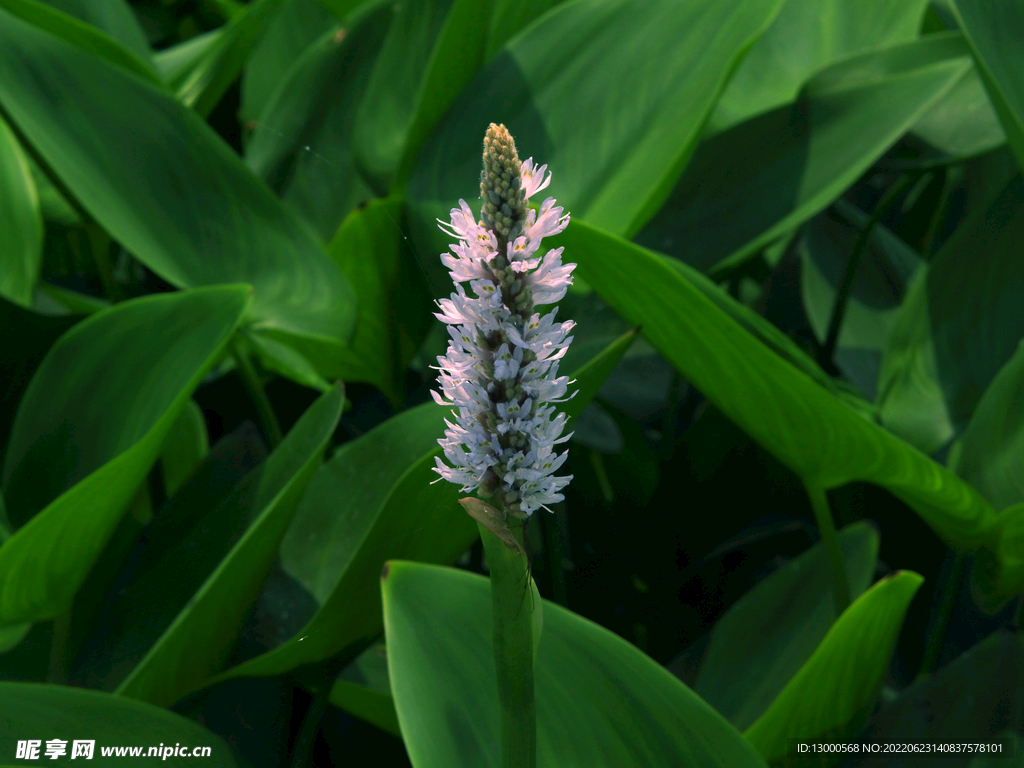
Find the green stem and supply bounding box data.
[230,338,283,449]
[917,548,963,678]
[47,611,72,684]
[805,482,850,613]
[0,493,13,544]
[290,689,330,768]
[542,505,569,607]
[478,517,537,768]
[821,174,916,363]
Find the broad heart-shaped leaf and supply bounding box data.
[0,0,158,83]
[383,561,769,768]
[0,286,250,625]
[695,522,879,732]
[239,0,338,126]
[174,0,286,119]
[0,683,237,765]
[0,112,41,307]
[837,630,1024,767]
[743,571,924,763]
[635,34,972,275]
[114,386,344,708]
[561,219,1000,551]
[952,0,1024,171]
[244,3,390,243]
[201,328,635,683]
[707,0,928,134]
[950,341,1024,512]
[405,0,785,292]
[877,173,1024,455]
[0,9,358,376]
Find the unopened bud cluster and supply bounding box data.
[432,124,575,516]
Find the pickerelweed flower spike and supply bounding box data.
[432,124,575,517]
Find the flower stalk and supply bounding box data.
[432,124,576,768]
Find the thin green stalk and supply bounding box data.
[47,611,72,684]
[477,516,538,768]
[821,174,917,364]
[290,689,330,768]
[230,338,283,449]
[542,505,569,607]
[0,493,13,545]
[804,482,850,613]
[917,548,963,679]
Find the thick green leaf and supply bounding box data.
[877,173,1024,454]
[951,341,1024,511]
[0,0,158,82]
[66,422,268,691]
[952,0,1024,171]
[708,0,929,133]
[244,4,390,242]
[0,297,80,473]
[174,0,285,118]
[695,522,878,731]
[329,642,401,736]
[561,219,999,551]
[115,386,343,707]
[0,113,41,307]
[33,282,108,315]
[911,65,1006,161]
[484,0,563,58]
[743,571,924,762]
[0,683,236,766]
[800,200,924,399]
[41,0,151,60]
[970,501,1024,613]
[239,0,338,125]
[352,0,456,192]
[202,329,635,682]
[318,196,432,400]
[363,0,492,193]
[636,34,972,274]
[383,561,769,768]
[69,421,271,693]
[664,250,846,400]
[153,29,220,84]
[0,286,250,625]
[159,399,209,498]
[406,0,785,291]
[841,630,1024,765]
[0,10,357,375]
[243,330,332,393]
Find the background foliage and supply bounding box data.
[0,0,1023,765]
